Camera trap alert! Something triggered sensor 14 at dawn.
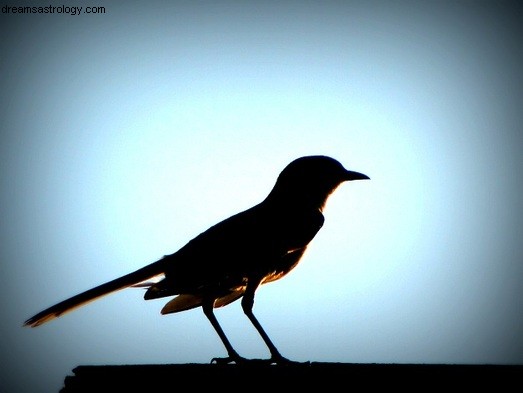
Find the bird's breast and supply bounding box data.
[273,207,325,251]
[260,246,308,285]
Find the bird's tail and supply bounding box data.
[23,259,166,328]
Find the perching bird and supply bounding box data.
[24,155,369,364]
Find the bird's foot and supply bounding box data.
[211,354,310,366]
[210,354,249,365]
[211,357,278,366]
[269,354,310,366]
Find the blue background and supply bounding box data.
[1,1,522,392]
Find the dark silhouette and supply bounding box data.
[60,363,523,392]
[24,155,369,364]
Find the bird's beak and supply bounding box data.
[344,170,370,181]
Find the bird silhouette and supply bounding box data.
[24,155,369,364]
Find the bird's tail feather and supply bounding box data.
[23,259,165,328]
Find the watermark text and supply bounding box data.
[2,5,106,16]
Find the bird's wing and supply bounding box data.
[146,205,275,295]
[145,205,323,300]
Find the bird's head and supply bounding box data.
[266,155,369,211]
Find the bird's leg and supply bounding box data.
[242,281,300,365]
[202,299,246,365]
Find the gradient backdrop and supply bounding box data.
[1,1,522,392]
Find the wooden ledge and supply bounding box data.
[61,362,523,392]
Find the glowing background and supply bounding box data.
[1,1,522,392]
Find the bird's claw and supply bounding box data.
[269,355,310,366]
[210,354,310,366]
[210,355,248,365]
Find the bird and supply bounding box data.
[23,155,369,365]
